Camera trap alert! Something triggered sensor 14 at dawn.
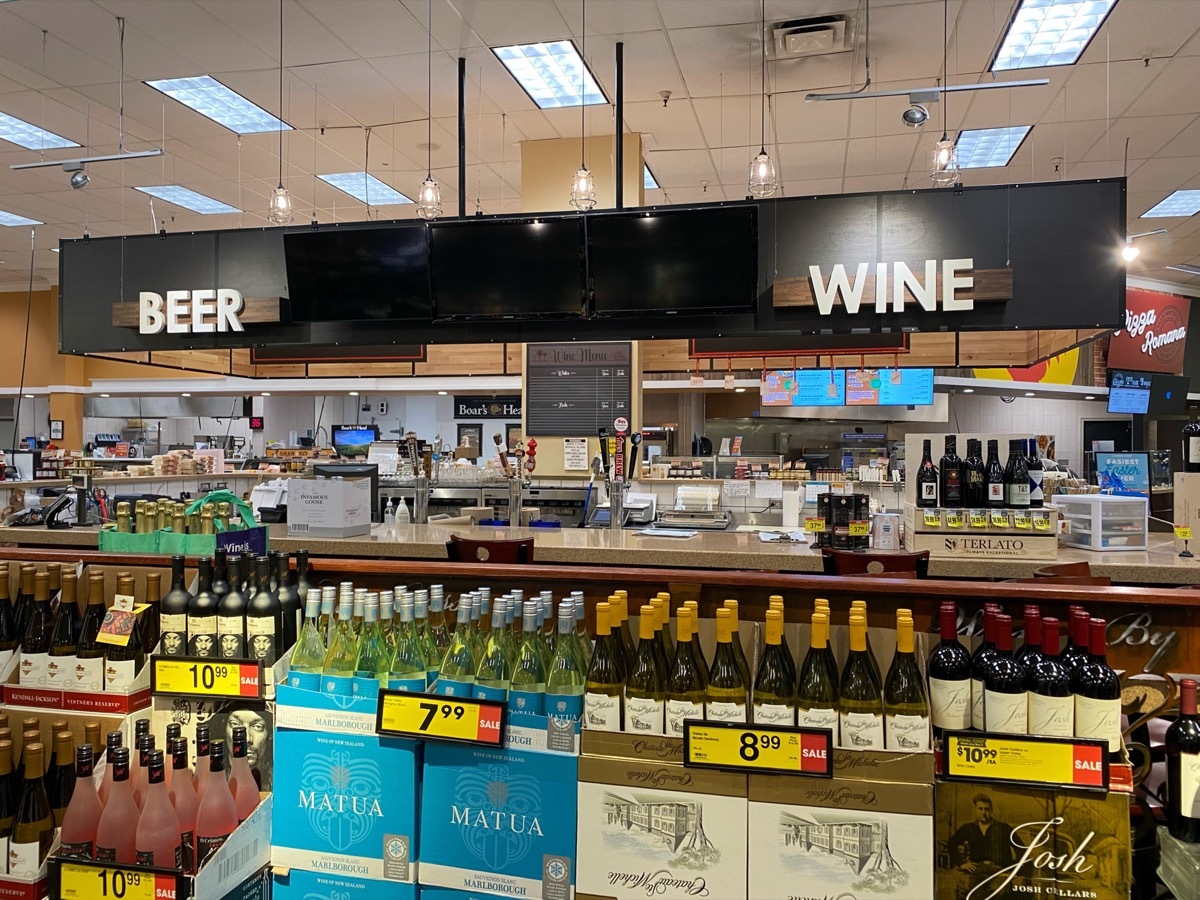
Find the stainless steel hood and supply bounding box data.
[84,396,247,418]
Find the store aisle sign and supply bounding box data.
[793,258,1012,316]
[111,289,282,335]
[1107,287,1191,374]
[454,396,521,418]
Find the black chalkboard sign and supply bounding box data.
[525,342,633,438]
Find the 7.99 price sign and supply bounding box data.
[375,690,505,747]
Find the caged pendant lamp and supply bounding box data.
[417,0,442,220]
[748,0,776,198]
[267,0,293,225]
[569,0,596,211]
[930,0,960,187]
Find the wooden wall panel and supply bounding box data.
[957,331,1038,366]
[147,350,232,374]
[230,349,256,377]
[414,344,504,376]
[307,362,415,377]
[505,344,523,374]
[639,340,692,372]
[252,363,307,378]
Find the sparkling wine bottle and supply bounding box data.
[95,747,138,864]
[60,744,102,859]
[135,750,183,869]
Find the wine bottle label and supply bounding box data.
[1006,483,1030,506]
[886,714,930,751]
[706,700,748,723]
[287,670,321,691]
[473,683,508,702]
[435,677,474,698]
[920,482,936,500]
[321,673,355,698]
[507,689,545,720]
[244,616,277,664]
[136,844,182,868]
[59,839,94,859]
[930,677,972,731]
[18,650,49,687]
[180,830,195,873]
[584,692,622,731]
[388,675,428,693]
[798,707,839,738]
[1178,752,1200,820]
[753,703,796,726]
[7,837,44,878]
[94,844,118,863]
[1029,470,1044,502]
[351,675,381,700]
[196,832,229,870]
[624,695,664,734]
[46,654,70,687]
[1074,695,1123,752]
[71,655,104,692]
[971,678,985,730]
[159,614,187,656]
[839,711,884,748]
[988,483,1004,502]
[217,616,245,659]
[187,617,218,657]
[984,689,1029,734]
[1028,691,1074,736]
[104,657,137,692]
[546,693,584,727]
[1190,436,1200,465]
[665,699,705,736]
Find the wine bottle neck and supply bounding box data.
[1182,679,1198,717]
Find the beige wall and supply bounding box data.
[520,133,644,213]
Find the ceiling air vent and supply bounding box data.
[771,14,854,59]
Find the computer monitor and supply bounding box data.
[311,463,380,523]
[332,425,380,458]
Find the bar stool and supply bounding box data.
[446,534,535,564]
[1032,561,1092,578]
[820,548,930,578]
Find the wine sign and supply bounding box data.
[683,720,834,777]
[943,731,1109,792]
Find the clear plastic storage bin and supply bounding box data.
[1054,494,1148,551]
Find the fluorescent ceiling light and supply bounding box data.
[49,247,59,253]
[1141,190,1200,218]
[1165,263,1200,276]
[492,41,606,109]
[955,126,1032,168]
[0,112,79,150]
[991,0,1118,72]
[319,173,412,205]
[145,75,291,135]
[0,209,41,226]
[643,165,660,190]
[134,185,238,215]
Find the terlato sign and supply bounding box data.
[1107,287,1191,375]
[454,396,521,418]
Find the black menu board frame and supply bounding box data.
[525,342,634,437]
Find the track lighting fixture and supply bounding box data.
[902,104,929,128]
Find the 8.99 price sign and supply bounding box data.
[683,720,833,777]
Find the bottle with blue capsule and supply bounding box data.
[388,596,427,693]
[546,600,585,729]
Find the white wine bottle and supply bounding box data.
[665,607,706,737]
[752,610,795,725]
[583,603,624,732]
[796,611,839,739]
[624,605,666,734]
[884,611,930,750]
[706,609,747,723]
[839,613,884,748]
[722,599,752,688]
[767,596,797,685]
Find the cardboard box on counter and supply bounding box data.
[288,476,371,538]
[272,867,419,900]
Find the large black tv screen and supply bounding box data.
[284,225,430,322]
[589,205,757,315]
[430,217,585,319]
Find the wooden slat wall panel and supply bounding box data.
[230,349,256,377]
[414,344,505,375]
[252,363,307,378]
[831,333,956,368]
[639,340,692,372]
[505,344,523,374]
[957,331,1038,366]
[148,350,232,374]
[307,362,415,377]
[1037,330,1079,359]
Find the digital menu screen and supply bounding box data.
[759,369,846,407]
[1107,370,1153,414]
[760,370,796,406]
[846,368,935,406]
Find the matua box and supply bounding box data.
[747,773,935,900]
[419,741,579,899]
[272,868,419,900]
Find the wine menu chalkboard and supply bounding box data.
[525,342,633,437]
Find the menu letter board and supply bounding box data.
[525,342,633,437]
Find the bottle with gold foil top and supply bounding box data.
[883,611,930,750]
[838,613,884,749]
[19,573,53,687]
[797,611,839,739]
[583,602,624,732]
[200,508,215,536]
[9,742,52,877]
[723,599,752,688]
[623,605,666,734]
[706,608,747,723]
[665,607,706,736]
[752,610,796,725]
[116,502,132,533]
[47,572,81,688]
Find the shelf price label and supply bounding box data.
[683,721,833,777]
[945,510,964,529]
[1175,524,1193,541]
[376,689,505,747]
[944,732,1108,792]
[804,517,826,533]
[151,656,263,700]
[1034,511,1053,531]
[923,511,941,527]
[990,510,1010,528]
[1013,512,1032,530]
[57,860,179,900]
[848,520,869,536]
[969,510,988,528]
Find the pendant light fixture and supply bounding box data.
[267,0,293,225]
[930,0,960,187]
[569,0,596,211]
[748,0,776,198]
[417,0,442,220]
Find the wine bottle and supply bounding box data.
[19,572,52,686]
[928,602,972,737]
[1060,607,1093,672]
[135,750,182,869]
[963,439,987,508]
[767,596,797,685]
[646,598,671,676]
[654,593,676,661]
[412,592,440,687]
[510,600,547,719]
[839,614,884,748]
[105,574,144,691]
[1071,617,1123,757]
[436,600,477,697]
[983,614,1028,734]
[753,610,796,725]
[46,730,75,826]
[275,553,301,652]
[849,600,881,685]
[884,611,930,750]
[623,605,666,734]
[293,549,311,601]
[584,602,624,732]
[1027,437,1044,507]
[474,601,513,702]
[1015,605,1045,672]
[132,733,155,810]
[95,747,137,864]
[0,740,14,845]
[388,596,428,693]
[665,607,707,737]
[141,571,161,654]
[813,599,838,688]
[379,591,396,649]
[571,591,593,665]
[606,594,632,673]
[428,586,451,660]
[193,726,212,799]
[188,558,219,658]
[723,599,752,689]
[351,589,366,637]
[939,436,963,508]
[60,744,102,859]
[289,591,328,690]
[98,732,122,807]
[1004,439,1030,509]
[970,607,999,730]
[353,595,389,699]
[228,727,259,822]
[706,608,748,723]
[9,742,53,876]
[0,571,16,655]
[915,439,938,508]
[216,556,247,660]
[245,557,282,665]
[546,601,585,729]
[211,549,230,599]
[12,565,35,648]
[160,555,192,657]
[48,572,81,687]
[169,737,199,873]
[985,439,1005,509]
[194,741,237,870]
[684,600,709,673]
[1027,616,1074,737]
[1167,678,1200,841]
[797,611,839,738]
[1185,419,1200,474]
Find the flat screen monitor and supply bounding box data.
[311,462,380,523]
[430,217,585,319]
[1107,370,1153,414]
[760,369,797,407]
[845,368,935,406]
[332,426,379,458]
[760,369,845,407]
[1149,373,1190,415]
[284,226,430,322]
[588,206,757,316]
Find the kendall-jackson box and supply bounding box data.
[287,475,372,538]
[575,733,748,900]
[419,740,579,899]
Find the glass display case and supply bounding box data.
[1151,449,1172,489]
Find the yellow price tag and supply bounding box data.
[1175,525,1193,541]
[1034,512,1052,531]
[990,510,1009,528]
[377,690,504,746]
[848,520,869,536]
[923,511,941,527]
[684,721,832,777]
[58,861,176,900]
[969,511,988,528]
[945,511,964,528]
[151,657,263,699]
[804,517,826,533]
[1013,513,1032,530]
[945,733,1107,791]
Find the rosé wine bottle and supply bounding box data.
[193,741,237,871]
[168,737,198,874]
[193,725,212,799]
[132,733,155,810]
[97,731,122,807]
[227,727,259,822]
[94,748,138,864]
[135,750,183,869]
[59,744,102,859]
[163,724,181,793]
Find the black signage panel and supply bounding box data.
[525,342,632,437]
[689,334,908,358]
[454,396,522,419]
[250,344,426,363]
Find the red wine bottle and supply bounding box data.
[969,606,1000,730]
[915,440,938,508]
[1027,617,1073,737]
[1167,678,1200,842]
[985,440,1005,509]
[1060,607,1092,671]
[159,555,192,657]
[1071,617,1123,758]
[962,439,986,508]
[187,558,219,658]
[1014,605,1044,672]
[927,602,971,737]
[983,614,1028,734]
[939,436,963,507]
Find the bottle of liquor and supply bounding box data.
[211,549,230,599]
[45,730,75,826]
[321,597,358,698]
[584,602,624,732]
[228,727,259,822]
[275,553,301,651]
[983,614,1028,734]
[135,750,182,869]
[839,614,884,748]
[985,439,1006,509]
[194,741,237,870]
[722,599,752,688]
[436,600,477,697]
[95,747,137,864]
[665,607,706,737]
[928,602,971,738]
[623,605,666,734]
[884,611,930,750]
[474,601,513,702]
[9,742,53,877]
[970,606,1000,730]
[48,573,81,686]
[546,601,585,728]
[169,737,199,873]
[1004,439,1030,509]
[707,609,748,723]
[939,436,963,508]
[510,600,547,719]
[188,558,219,658]
[288,591,327,690]
[59,744,102,859]
[12,565,35,647]
[1166,678,1200,841]
[962,439,987,508]
[388,596,428,693]
[915,439,938,508]
[105,574,144,691]
[217,557,247,660]
[1027,616,1074,737]
[1060,607,1092,671]
[1027,437,1044,507]
[1071,617,1123,758]
[0,739,14,845]
[753,610,796,725]
[796,611,839,738]
[160,555,192,657]
[19,572,52,685]
[1185,419,1200,474]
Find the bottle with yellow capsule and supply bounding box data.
[884,610,930,750]
[839,613,884,748]
[752,610,795,725]
[647,598,671,675]
[722,600,752,688]
[583,602,625,732]
[683,600,708,671]
[623,605,666,734]
[665,607,707,736]
[768,596,797,685]
[655,593,676,660]
[850,600,881,684]
[706,608,747,723]
[796,611,839,739]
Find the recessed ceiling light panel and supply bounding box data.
[643,165,659,190]
[319,173,413,205]
[955,126,1032,168]
[991,0,1118,72]
[1141,190,1200,218]
[492,41,607,109]
[0,112,79,150]
[134,185,238,215]
[146,75,292,135]
[0,209,42,227]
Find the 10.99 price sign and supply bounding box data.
[54,859,181,900]
[944,732,1108,791]
[151,656,263,700]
